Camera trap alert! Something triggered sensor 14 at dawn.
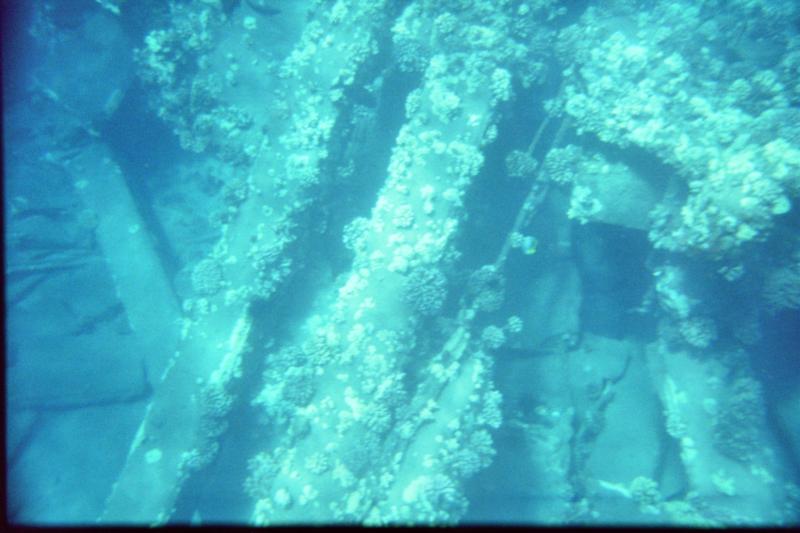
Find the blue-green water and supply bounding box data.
[4,0,799,526]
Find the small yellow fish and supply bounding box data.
[523,235,538,255]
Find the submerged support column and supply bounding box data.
[99,0,388,524]
[63,143,180,385]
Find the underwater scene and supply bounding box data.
[3,0,800,526]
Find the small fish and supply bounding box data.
[522,235,538,255]
[245,0,282,16]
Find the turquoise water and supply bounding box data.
[4,0,799,525]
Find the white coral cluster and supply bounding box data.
[191,257,224,296]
